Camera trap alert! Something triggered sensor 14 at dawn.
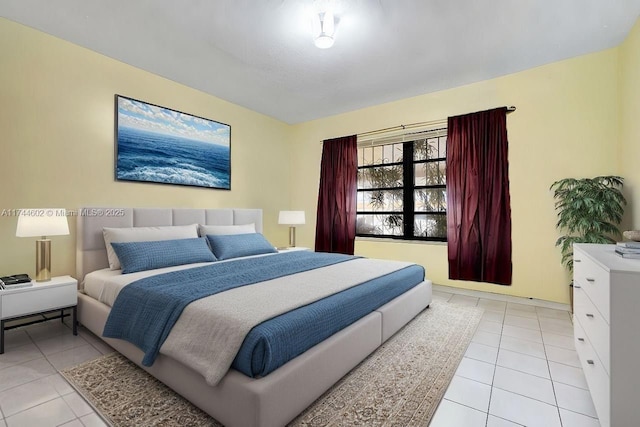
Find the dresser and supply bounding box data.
[573,244,640,427]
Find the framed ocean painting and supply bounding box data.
[115,95,231,190]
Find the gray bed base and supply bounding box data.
[78,282,431,427]
[76,207,432,427]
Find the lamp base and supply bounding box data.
[35,238,51,282]
[288,226,297,247]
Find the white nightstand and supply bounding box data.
[277,247,311,253]
[0,275,78,354]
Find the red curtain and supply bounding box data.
[315,135,358,254]
[446,108,512,285]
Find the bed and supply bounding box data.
[76,207,432,427]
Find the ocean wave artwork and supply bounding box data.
[116,96,231,190]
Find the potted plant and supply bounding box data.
[550,175,626,310]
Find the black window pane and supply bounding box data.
[382,144,395,164]
[414,214,447,239]
[414,161,445,186]
[357,165,403,189]
[414,138,441,161]
[427,138,439,159]
[414,189,447,212]
[439,136,447,158]
[414,163,426,186]
[373,145,384,164]
[357,214,404,236]
[392,143,404,162]
[356,168,370,190]
[359,145,390,166]
[359,189,404,212]
[360,146,373,165]
[414,139,426,161]
[437,160,446,185]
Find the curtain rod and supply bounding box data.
[356,106,516,139]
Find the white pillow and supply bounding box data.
[198,223,256,237]
[103,224,199,270]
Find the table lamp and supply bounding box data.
[278,211,305,247]
[16,209,69,282]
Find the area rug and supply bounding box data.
[61,301,482,427]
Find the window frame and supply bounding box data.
[356,130,447,242]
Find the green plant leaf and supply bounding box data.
[551,175,626,272]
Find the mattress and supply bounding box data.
[84,253,425,378]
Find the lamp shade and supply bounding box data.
[278,211,306,225]
[16,209,69,237]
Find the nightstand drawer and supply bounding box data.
[574,285,610,374]
[1,284,77,319]
[574,249,610,323]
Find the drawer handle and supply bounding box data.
[578,337,585,342]
[574,284,581,289]
[575,259,582,263]
[586,313,595,318]
[586,278,595,283]
[587,359,595,365]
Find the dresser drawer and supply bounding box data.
[574,250,610,323]
[574,316,610,427]
[1,283,77,319]
[574,285,610,374]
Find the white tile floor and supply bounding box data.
[0,287,597,427]
[0,316,112,427]
[430,285,600,427]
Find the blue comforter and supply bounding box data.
[103,251,355,366]
[232,263,425,377]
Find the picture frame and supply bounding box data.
[115,95,231,190]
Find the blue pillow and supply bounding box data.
[206,233,277,260]
[111,237,216,274]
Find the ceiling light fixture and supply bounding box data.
[311,0,336,49]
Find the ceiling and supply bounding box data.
[2,0,640,124]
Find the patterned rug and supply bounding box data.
[61,301,482,427]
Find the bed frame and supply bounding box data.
[76,207,432,427]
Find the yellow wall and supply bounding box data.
[2,16,636,305]
[290,49,621,304]
[620,18,640,229]
[0,18,293,278]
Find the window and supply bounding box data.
[356,129,447,241]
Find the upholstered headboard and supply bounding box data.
[76,207,263,283]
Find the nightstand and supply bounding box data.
[0,275,78,354]
[277,247,311,253]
